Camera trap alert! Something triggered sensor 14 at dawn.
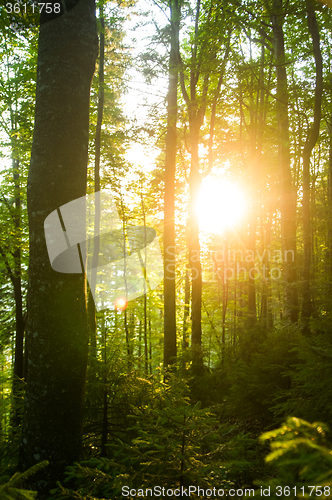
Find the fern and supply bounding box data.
[0,461,49,500]
[256,417,332,497]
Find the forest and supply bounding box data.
[1,0,332,498]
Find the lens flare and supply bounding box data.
[197,177,246,234]
[114,297,128,311]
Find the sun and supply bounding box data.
[197,176,246,234]
[114,297,128,311]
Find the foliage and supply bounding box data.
[272,330,332,424]
[257,417,332,498]
[0,461,48,500]
[110,378,222,488]
[2,0,332,497]
[224,324,300,425]
[51,377,236,499]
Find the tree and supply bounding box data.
[301,0,323,331]
[270,0,298,322]
[0,22,37,422]
[88,2,105,358]
[164,0,180,369]
[19,0,98,490]
[178,0,231,368]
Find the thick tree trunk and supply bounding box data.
[164,0,180,368]
[271,0,298,322]
[19,0,97,490]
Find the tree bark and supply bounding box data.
[302,0,323,332]
[19,0,97,490]
[2,87,26,426]
[328,111,332,285]
[271,0,298,322]
[188,118,203,368]
[182,266,190,350]
[11,159,25,426]
[88,6,105,358]
[140,184,148,375]
[247,200,257,326]
[178,4,231,370]
[164,0,180,368]
[12,155,24,386]
[178,0,205,373]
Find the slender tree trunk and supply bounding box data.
[247,202,257,325]
[143,299,148,376]
[11,158,25,429]
[222,260,229,363]
[119,193,132,371]
[100,312,107,457]
[261,215,273,329]
[178,0,205,374]
[188,121,203,370]
[138,319,142,372]
[178,2,230,373]
[271,0,298,322]
[19,0,97,489]
[88,6,105,355]
[260,210,267,325]
[233,266,237,345]
[148,313,152,375]
[328,111,332,286]
[302,0,323,332]
[182,266,190,350]
[5,95,26,426]
[124,309,131,371]
[164,0,180,368]
[140,185,148,376]
[88,289,97,356]
[12,162,24,384]
[247,58,257,327]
